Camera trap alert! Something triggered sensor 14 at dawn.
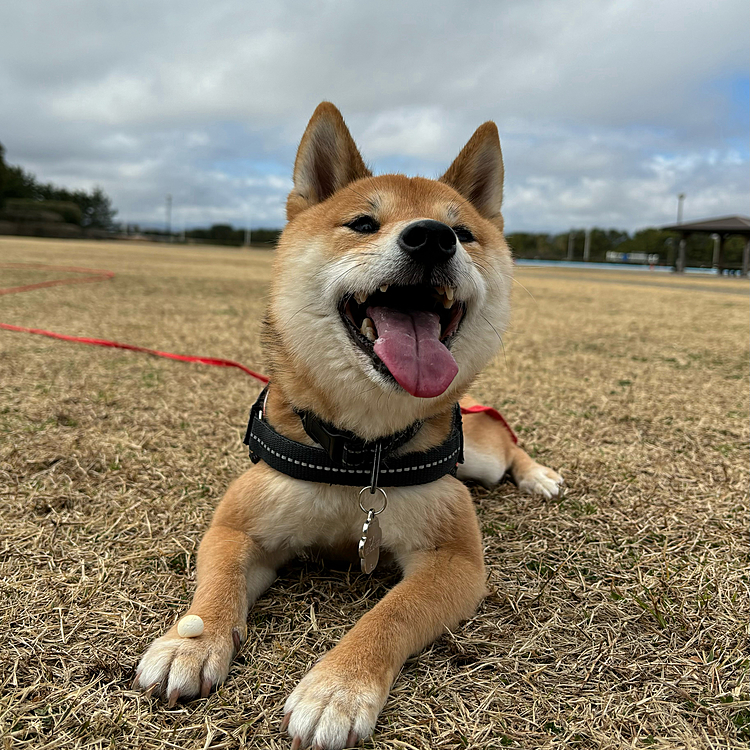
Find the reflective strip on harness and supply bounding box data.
[243,388,464,487]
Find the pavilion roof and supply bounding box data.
[662,215,750,234]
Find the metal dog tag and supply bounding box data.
[358,509,381,574]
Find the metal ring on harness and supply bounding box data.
[358,486,388,515]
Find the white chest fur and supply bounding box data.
[250,471,461,558]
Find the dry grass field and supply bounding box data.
[1,236,748,750]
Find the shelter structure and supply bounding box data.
[662,215,750,275]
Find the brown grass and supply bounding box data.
[1,236,748,750]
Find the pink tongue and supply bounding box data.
[367,306,458,398]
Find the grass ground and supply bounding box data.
[1,236,748,750]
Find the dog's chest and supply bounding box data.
[257,474,455,556]
[256,479,362,551]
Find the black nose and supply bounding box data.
[398,220,456,266]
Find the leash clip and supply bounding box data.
[358,442,387,574]
[360,441,387,513]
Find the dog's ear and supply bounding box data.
[287,102,371,220]
[440,122,504,223]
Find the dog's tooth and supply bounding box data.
[434,286,445,296]
[361,317,376,341]
[380,284,389,293]
[354,291,367,305]
[442,296,453,309]
[445,287,454,301]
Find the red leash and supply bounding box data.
[0,320,270,382]
[0,262,514,440]
[0,262,115,296]
[0,263,269,383]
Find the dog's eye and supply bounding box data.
[453,226,475,244]
[344,216,380,234]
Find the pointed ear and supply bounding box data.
[440,122,504,222]
[286,102,371,220]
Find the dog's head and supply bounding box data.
[265,102,513,438]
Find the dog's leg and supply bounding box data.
[456,396,563,497]
[132,477,290,704]
[283,484,486,750]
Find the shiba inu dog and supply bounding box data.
[133,102,562,749]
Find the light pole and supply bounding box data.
[675,193,687,272]
[676,193,685,225]
[166,194,172,241]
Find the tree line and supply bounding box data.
[506,227,745,267]
[0,142,117,229]
[180,224,744,267]
[185,224,281,247]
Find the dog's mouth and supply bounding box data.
[339,284,466,398]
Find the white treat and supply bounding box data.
[177,614,204,638]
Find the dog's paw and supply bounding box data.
[515,463,563,499]
[282,659,389,750]
[132,621,242,705]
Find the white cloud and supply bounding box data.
[0,0,747,231]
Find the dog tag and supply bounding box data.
[358,509,381,574]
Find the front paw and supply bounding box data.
[132,619,243,706]
[283,656,389,750]
[516,462,564,499]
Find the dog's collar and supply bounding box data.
[243,386,464,487]
[296,406,424,467]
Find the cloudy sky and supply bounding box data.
[1,0,747,233]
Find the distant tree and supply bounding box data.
[78,187,118,229]
[506,232,566,260]
[185,224,281,248]
[34,184,117,228]
[0,142,117,228]
[208,224,236,241]
[4,198,82,224]
[0,143,37,206]
[586,228,629,261]
[685,234,713,266]
[723,236,746,266]
[250,228,282,246]
[619,228,676,260]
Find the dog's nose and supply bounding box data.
[398,220,457,266]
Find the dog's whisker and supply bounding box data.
[509,276,535,300]
[480,312,508,368]
[281,301,318,326]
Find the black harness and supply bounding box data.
[243,386,464,487]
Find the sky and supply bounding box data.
[0,0,748,234]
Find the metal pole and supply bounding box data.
[583,229,591,261]
[166,194,172,241]
[676,193,685,225]
[711,234,720,268]
[676,236,687,273]
[717,235,725,275]
[567,230,574,261]
[665,238,674,267]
